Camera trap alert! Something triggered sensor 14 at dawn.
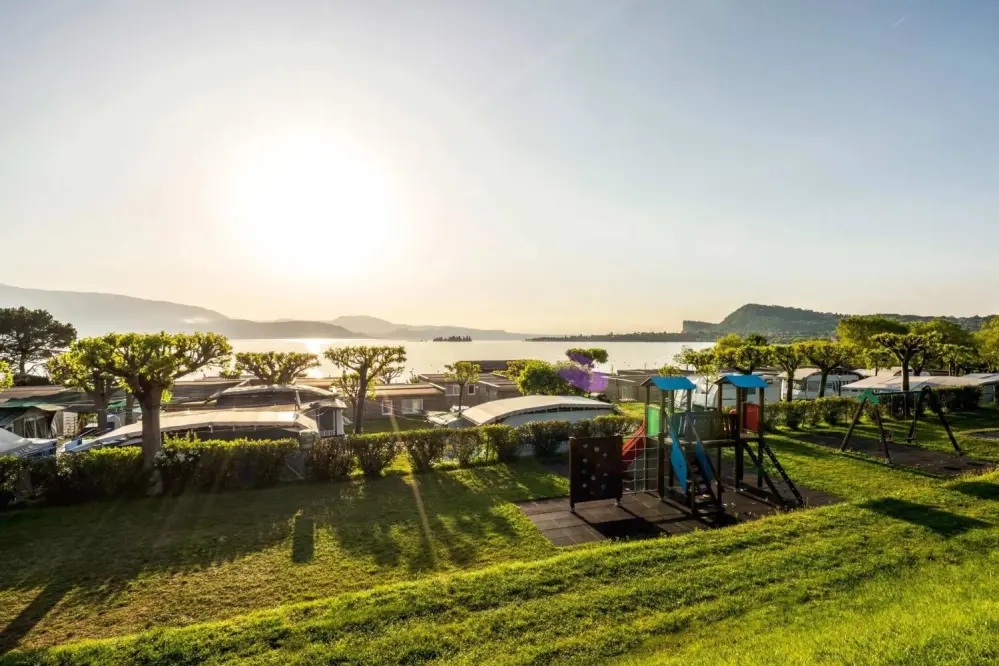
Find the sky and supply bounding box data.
[1,0,997,334]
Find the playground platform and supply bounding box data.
[520,461,838,547]
[799,432,994,477]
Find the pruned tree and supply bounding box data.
[674,346,718,407]
[234,351,319,385]
[715,335,773,375]
[566,348,609,368]
[861,347,897,376]
[836,315,908,349]
[799,340,854,398]
[381,365,406,384]
[516,360,583,396]
[872,332,940,392]
[82,332,232,472]
[0,307,77,379]
[332,372,374,419]
[978,317,999,372]
[771,344,806,402]
[48,339,121,431]
[444,361,481,413]
[940,344,979,376]
[911,319,977,348]
[323,345,406,434]
[0,360,12,390]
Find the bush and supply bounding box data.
[569,419,594,439]
[305,437,355,482]
[812,397,857,426]
[349,433,398,477]
[400,429,448,472]
[767,402,808,430]
[0,455,25,509]
[47,447,146,504]
[447,428,483,467]
[936,387,982,413]
[518,420,569,459]
[158,437,297,494]
[590,415,643,438]
[480,425,520,462]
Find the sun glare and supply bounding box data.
[224,133,399,274]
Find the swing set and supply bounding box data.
[840,386,962,463]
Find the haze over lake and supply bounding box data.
[228,339,715,378]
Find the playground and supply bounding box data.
[518,375,838,545]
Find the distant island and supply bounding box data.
[530,304,994,343]
[432,335,472,342]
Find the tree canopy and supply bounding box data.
[872,332,940,392]
[799,340,853,398]
[771,344,806,402]
[714,334,773,375]
[910,319,976,348]
[233,351,319,385]
[516,360,585,396]
[82,332,232,471]
[0,360,11,390]
[835,315,908,349]
[566,348,608,367]
[324,345,406,434]
[978,317,999,372]
[0,307,77,379]
[48,339,122,430]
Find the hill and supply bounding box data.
[532,303,994,342]
[332,315,535,341]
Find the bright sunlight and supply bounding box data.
[222,132,399,274]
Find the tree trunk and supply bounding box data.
[125,393,135,425]
[18,356,26,377]
[95,397,110,431]
[457,384,464,414]
[139,390,163,472]
[818,370,828,398]
[785,373,794,402]
[353,375,368,434]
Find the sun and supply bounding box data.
[223,133,399,274]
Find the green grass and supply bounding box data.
[0,459,566,652]
[4,407,999,664]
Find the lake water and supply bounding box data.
[228,339,715,377]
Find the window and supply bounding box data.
[402,399,424,414]
[445,385,460,396]
[467,384,476,395]
[381,399,392,416]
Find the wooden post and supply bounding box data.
[906,389,925,443]
[658,387,667,496]
[840,397,867,452]
[734,385,744,490]
[874,405,891,463]
[929,390,962,455]
[757,386,765,489]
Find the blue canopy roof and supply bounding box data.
[645,375,697,391]
[718,374,769,389]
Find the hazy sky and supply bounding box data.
[1,0,997,333]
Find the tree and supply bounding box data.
[503,360,532,380]
[444,361,481,413]
[0,360,12,390]
[233,351,319,385]
[714,335,773,375]
[978,317,999,372]
[872,332,940,392]
[516,360,584,396]
[674,346,718,407]
[82,332,232,472]
[566,348,608,367]
[940,344,979,376]
[799,340,854,398]
[323,345,406,434]
[381,365,406,384]
[771,344,806,402]
[0,307,77,378]
[332,372,374,419]
[48,340,121,430]
[658,364,683,376]
[836,315,908,349]
[862,347,897,376]
[911,319,976,348]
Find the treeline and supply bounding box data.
[529,332,716,343]
[432,335,472,342]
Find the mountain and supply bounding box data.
[331,315,534,341]
[532,304,995,342]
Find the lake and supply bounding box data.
[228,339,714,377]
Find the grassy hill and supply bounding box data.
[3,409,999,664]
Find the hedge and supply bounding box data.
[518,421,570,459]
[480,425,520,462]
[765,398,856,431]
[305,437,354,482]
[157,436,297,494]
[349,433,398,477]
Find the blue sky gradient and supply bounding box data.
[1,0,996,332]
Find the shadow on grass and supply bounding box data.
[951,481,999,502]
[861,497,990,537]
[292,512,315,564]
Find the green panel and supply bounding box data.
[646,405,661,436]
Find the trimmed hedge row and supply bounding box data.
[765,397,857,431]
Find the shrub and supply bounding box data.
[349,433,398,477]
[401,429,448,472]
[47,447,146,504]
[518,420,569,459]
[158,437,297,494]
[811,397,856,426]
[480,425,520,462]
[569,419,594,439]
[768,401,807,430]
[305,437,354,481]
[936,387,982,413]
[590,415,643,438]
[447,428,483,467]
[0,455,25,509]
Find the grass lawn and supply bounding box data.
[4,407,999,664]
[0,459,566,653]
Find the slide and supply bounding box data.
[622,420,647,461]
